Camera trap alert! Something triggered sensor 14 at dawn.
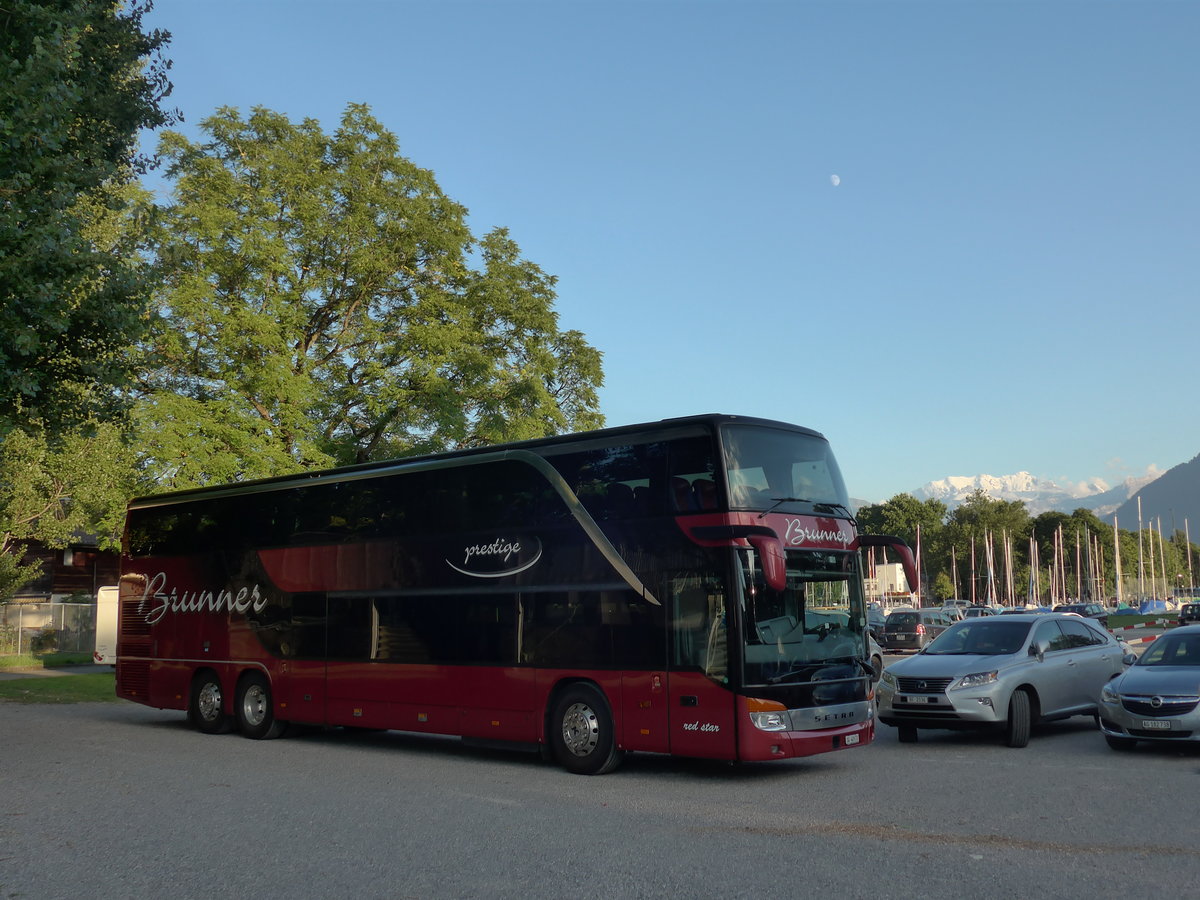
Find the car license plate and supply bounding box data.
[898,694,937,705]
[1141,719,1173,730]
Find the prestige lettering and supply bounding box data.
[462,538,522,566]
[138,571,267,625]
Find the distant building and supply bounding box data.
[6,536,119,603]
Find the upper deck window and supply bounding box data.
[721,425,848,513]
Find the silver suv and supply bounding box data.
[877,613,1128,747]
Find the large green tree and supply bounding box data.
[0,0,173,430]
[0,1,172,599]
[139,104,603,488]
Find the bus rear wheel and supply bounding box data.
[549,684,623,775]
[235,672,288,740]
[189,671,232,735]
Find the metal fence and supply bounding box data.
[0,602,96,655]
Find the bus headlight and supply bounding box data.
[746,697,790,732]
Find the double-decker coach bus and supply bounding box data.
[116,414,915,774]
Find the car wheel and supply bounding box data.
[1005,690,1031,748]
[897,725,918,743]
[1104,734,1137,752]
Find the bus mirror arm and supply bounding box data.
[858,535,919,596]
[687,524,787,592]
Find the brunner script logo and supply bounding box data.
[138,571,268,625]
[782,517,854,548]
[445,536,543,579]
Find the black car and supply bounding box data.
[1179,603,1200,626]
[1053,602,1108,628]
[880,609,952,652]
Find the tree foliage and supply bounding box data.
[0,0,173,431]
[139,104,603,488]
[860,489,1200,604]
[0,424,137,599]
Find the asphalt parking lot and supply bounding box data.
[2,667,1199,900]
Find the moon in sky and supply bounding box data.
[830,174,841,187]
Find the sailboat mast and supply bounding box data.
[1114,515,1124,606]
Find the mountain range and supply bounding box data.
[897,453,1200,535]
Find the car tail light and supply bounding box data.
[916,624,926,635]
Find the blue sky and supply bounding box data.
[140,0,1199,503]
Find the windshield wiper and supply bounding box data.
[759,497,810,519]
[757,497,856,525]
[766,656,863,684]
[813,502,856,525]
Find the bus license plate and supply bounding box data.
[1141,719,1173,730]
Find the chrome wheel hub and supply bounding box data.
[561,701,600,757]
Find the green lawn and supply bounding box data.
[0,672,117,704]
[0,651,96,670]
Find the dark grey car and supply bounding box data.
[1098,625,1200,750]
[880,609,951,652]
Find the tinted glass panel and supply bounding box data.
[721,425,847,511]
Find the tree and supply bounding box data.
[856,494,947,598]
[140,104,603,488]
[0,0,173,431]
[0,424,136,600]
[0,1,173,597]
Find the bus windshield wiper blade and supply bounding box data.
[758,498,856,526]
[813,502,856,525]
[759,497,810,519]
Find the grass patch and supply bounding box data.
[0,673,117,704]
[0,652,96,670]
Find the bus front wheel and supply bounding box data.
[188,671,233,735]
[549,684,623,775]
[235,672,288,740]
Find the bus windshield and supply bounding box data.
[740,548,866,685]
[721,424,849,513]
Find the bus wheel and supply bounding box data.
[235,673,288,740]
[189,671,232,735]
[550,684,623,775]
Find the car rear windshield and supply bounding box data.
[886,613,918,627]
[923,620,1032,655]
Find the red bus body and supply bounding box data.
[116,415,914,773]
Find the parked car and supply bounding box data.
[1178,604,1200,627]
[877,613,1129,747]
[963,605,998,618]
[940,606,965,622]
[1054,602,1109,628]
[879,609,952,652]
[867,607,887,641]
[1098,625,1200,751]
[868,634,885,683]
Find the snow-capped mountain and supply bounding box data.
[910,471,1159,516]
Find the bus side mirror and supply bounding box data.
[748,533,787,593]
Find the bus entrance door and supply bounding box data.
[668,580,737,758]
